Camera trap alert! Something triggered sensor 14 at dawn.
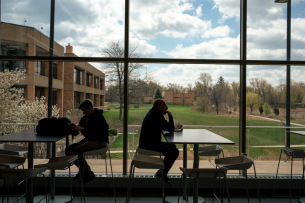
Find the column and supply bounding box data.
[26,44,36,74]
[90,75,94,88]
[25,85,35,102]
[44,88,49,103]
[57,62,64,81]
[90,94,94,105]
[82,70,86,86]
[64,63,74,83]
[64,91,74,111]
[96,94,100,107]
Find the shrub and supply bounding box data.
[258,106,263,115]
[273,106,279,116]
[109,129,117,137]
[262,103,271,116]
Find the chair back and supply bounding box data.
[179,167,227,179]
[282,147,305,158]
[83,148,108,156]
[198,145,223,157]
[0,167,47,179]
[215,155,253,170]
[132,154,164,169]
[136,145,163,156]
[0,154,26,164]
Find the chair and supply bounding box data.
[80,147,116,202]
[126,154,165,203]
[178,167,230,203]
[0,144,28,169]
[0,143,28,156]
[197,145,224,167]
[215,155,261,203]
[34,155,84,203]
[0,154,26,169]
[0,167,48,203]
[136,144,162,157]
[273,147,305,203]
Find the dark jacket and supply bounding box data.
[79,108,109,143]
[139,107,174,147]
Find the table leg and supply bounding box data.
[183,144,187,200]
[51,142,56,199]
[27,142,34,203]
[193,144,199,203]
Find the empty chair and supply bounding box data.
[0,167,48,203]
[0,154,26,169]
[196,145,224,167]
[126,154,165,203]
[178,167,230,203]
[273,147,305,203]
[35,155,84,203]
[0,143,28,156]
[80,147,116,202]
[136,144,162,157]
[215,155,261,203]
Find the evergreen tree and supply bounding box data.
[155,88,162,99]
[263,103,271,116]
[217,76,225,85]
[258,106,263,116]
[273,106,279,116]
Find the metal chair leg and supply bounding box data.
[290,156,293,203]
[126,163,134,203]
[108,150,116,203]
[212,177,217,203]
[299,158,305,200]
[43,174,48,203]
[69,166,73,203]
[6,179,9,203]
[2,179,6,203]
[253,163,261,203]
[178,173,183,203]
[78,159,86,203]
[273,149,282,197]
[245,174,249,203]
[224,176,230,203]
[160,169,165,203]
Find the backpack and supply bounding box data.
[35,117,79,137]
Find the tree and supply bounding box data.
[208,76,226,114]
[246,92,260,114]
[166,83,182,93]
[273,106,279,116]
[155,88,162,99]
[262,103,271,116]
[180,87,187,106]
[258,106,263,116]
[101,40,145,120]
[194,73,212,112]
[187,83,193,91]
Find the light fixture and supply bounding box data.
[24,18,27,26]
[38,24,43,40]
[275,0,287,3]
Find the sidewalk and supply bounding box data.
[25,159,304,175]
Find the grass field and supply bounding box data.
[103,103,305,160]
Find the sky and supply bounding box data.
[2,0,305,87]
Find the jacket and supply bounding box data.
[79,108,109,143]
[139,107,174,147]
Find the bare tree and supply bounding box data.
[101,40,145,120]
[208,76,225,114]
[187,83,193,91]
[166,83,182,93]
[180,87,187,106]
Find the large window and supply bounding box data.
[74,68,82,85]
[74,91,81,109]
[86,73,91,87]
[35,62,45,76]
[52,63,57,79]
[94,77,98,88]
[2,0,305,176]
[35,87,45,99]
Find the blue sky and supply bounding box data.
[2,0,305,87]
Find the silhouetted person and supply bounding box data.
[139,99,179,185]
[65,99,109,184]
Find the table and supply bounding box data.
[0,129,68,203]
[162,129,235,203]
[287,131,305,203]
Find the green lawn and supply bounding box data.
[104,103,305,160]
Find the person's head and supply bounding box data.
[153,99,168,115]
[79,99,95,116]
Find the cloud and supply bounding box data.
[196,4,203,17]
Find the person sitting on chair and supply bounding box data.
[139,99,179,185]
[65,99,109,184]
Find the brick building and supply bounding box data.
[0,22,106,116]
[144,90,195,105]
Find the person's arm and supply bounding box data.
[161,112,174,133]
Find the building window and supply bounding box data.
[0,46,25,71]
[100,95,103,106]
[74,68,82,85]
[86,93,90,100]
[35,87,45,99]
[94,77,98,88]
[100,79,103,90]
[174,97,181,99]
[74,91,81,109]
[53,63,57,79]
[94,95,97,107]
[86,73,91,87]
[35,62,45,76]
[185,97,191,99]
[52,90,57,105]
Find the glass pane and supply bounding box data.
[247,0,287,60]
[130,0,240,59]
[246,65,305,174]
[55,0,124,57]
[125,63,239,173]
[291,0,305,60]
